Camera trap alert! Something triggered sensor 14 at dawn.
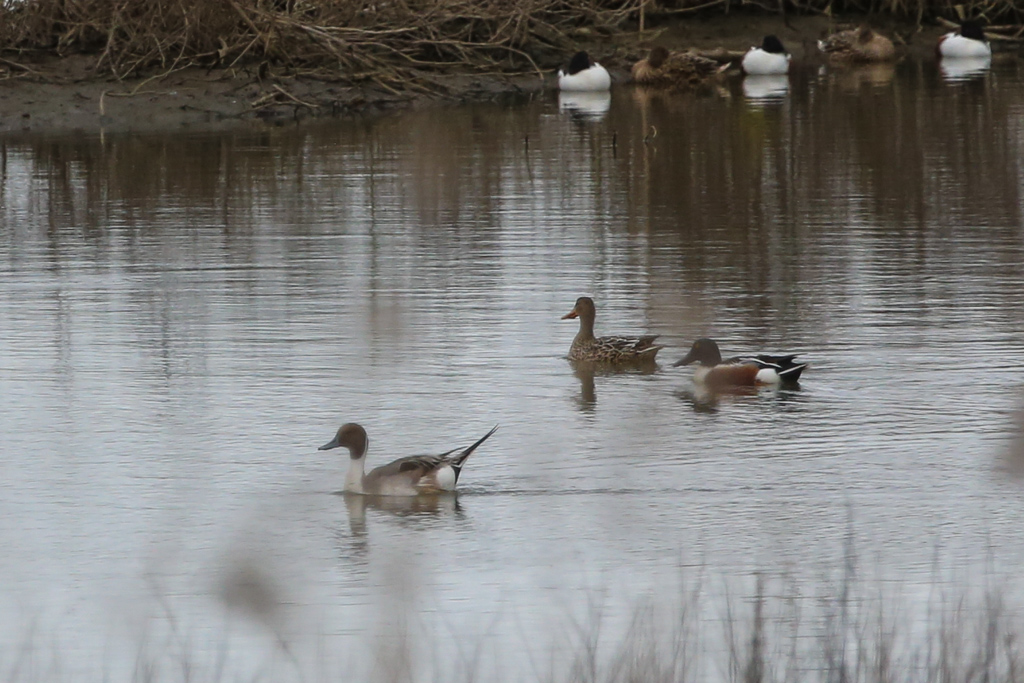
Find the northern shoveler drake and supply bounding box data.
[561,296,664,363]
[818,26,896,63]
[318,423,498,496]
[673,338,807,388]
[742,35,791,75]
[631,46,724,88]
[558,51,612,91]
[938,21,991,59]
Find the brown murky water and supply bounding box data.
[2,59,1024,679]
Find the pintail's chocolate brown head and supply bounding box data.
[319,423,368,459]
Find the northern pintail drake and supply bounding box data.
[742,35,791,75]
[558,52,611,91]
[631,46,724,88]
[319,423,498,496]
[562,296,663,363]
[673,338,807,388]
[818,26,896,63]
[938,21,991,59]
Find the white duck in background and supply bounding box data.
[742,35,792,75]
[938,20,992,59]
[558,51,611,91]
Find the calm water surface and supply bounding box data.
[2,59,1024,679]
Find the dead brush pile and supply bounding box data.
[0,0,641,80]
[0,0,1021,83]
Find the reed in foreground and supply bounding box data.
[4,568,1024,683]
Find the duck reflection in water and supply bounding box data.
[676,382,804,414]
[743,74,790,103]
[558,91,612,121]
[342,492,463,538]
[569,359,658,414]
[941,57,992,82]
[825,62,896,91]
[999,393,1024,480]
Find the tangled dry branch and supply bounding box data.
[0,0,1021,82]
[0,0,643,80]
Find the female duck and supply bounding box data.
[938,21,991,59]
[673,338,807,389]
[818,26,896,63]
[558,52,611,91]
[319,423,498,496]
[562,296,663,363]
[742,35,791,75]
[631,46,723,88]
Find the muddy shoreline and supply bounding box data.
[0,15,998,136]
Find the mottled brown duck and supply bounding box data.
[817,26,896,63]
[561,296,663,363]
[631,46,724,88]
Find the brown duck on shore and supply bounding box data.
[561,296,663,364]
[817,26,896,63]
[631,46,724,88]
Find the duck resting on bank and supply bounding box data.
[817,26,896,63]
[631,46,724,88]
[562,296,663,364]
[673,338,807,388]
[318,423,498,496]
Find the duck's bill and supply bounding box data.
[561,309,579,319]
[318,438,340,450]
[673,352,696,367]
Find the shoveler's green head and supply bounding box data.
[319,423,368,459]
[673,338,723,367]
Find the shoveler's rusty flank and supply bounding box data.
[631,46,724,89]
[673,338,807,390]
[561,296,663,364]
[817,26,896,63]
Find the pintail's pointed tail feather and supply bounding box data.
[449,425,499,473]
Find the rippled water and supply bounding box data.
[2,58,1024,679]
